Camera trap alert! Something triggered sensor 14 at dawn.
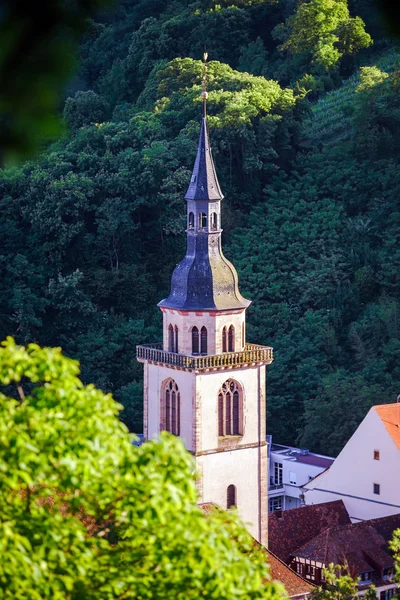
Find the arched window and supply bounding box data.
[227,484,236,509]
[242,322,245,348]
[198,212,207,229]
[201,326,208,355]
[222,326,227,353]
[188,212,194,230]
[211,212,217,230]
[228,325,235,352]
[168,324,174,352]
[218,379,243,437]
[218,393,224,436]
[174,325,179,354]
[192,326,199,354]
[162,379,180,436]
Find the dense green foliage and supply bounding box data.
[0,0,399,456]
[0,337,284,599]
[0,0,111,163]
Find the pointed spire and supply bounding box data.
[185,54,224,202]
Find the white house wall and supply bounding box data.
[304,408,400,521]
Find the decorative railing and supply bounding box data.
[136,342,273,370]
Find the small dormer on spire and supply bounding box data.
[185,54,224,202]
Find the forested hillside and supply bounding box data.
[1,0,399,455]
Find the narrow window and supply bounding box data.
[166,389,170,431]
[232,390,239,435]
[374,450,380,460]
[168,324,174,352]
[228,325,235,352]
[188,212,194,230]
[174,325,179,354]
[192,326,199,354]
[242,322,245,347]
[218,379,243,437]
[222,326,227,352]
[227,484,236,509]
[225,392,232,435]
[274,462,283,485]
[373,483,380,495]
[163,380,180,436]
[218,393,224,436]
[200,326,208,354]
[211,212,217,230]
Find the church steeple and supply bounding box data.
[158,56,250,312]
[184,117,223,202]
[185,54,223,201]
[138,55,271,548]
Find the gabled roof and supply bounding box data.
[374,404,400,451]
[290,515,400,574]
[268,500,351,564]
[185,117,223,201]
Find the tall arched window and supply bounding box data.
[228,325,235,352]
[162,379,180,436]
[227,484,236,509]
[174,325,179,354]
[218,379,243,437]
[222,326,227,352]
[168,324,174,352]
[188,212,194,230]
[211,212,217,230]
[218,393,224,436]
[201,326,208,355]
[192,326,199,354]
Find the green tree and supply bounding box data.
[311,564,360,600]
[63,91,111,130]
[0,336,285,599]
[279,0,372,71]
[390,529,400,583]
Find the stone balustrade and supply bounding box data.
[136,342,273,370]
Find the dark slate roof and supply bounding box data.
[185,117,223,201]
[269,500,351,564]
[158,234,251,310]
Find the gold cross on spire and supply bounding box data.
[201,52,208,118]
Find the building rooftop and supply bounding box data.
[269,500,351,564]
[185,117,224,201]
[291,514,400,574]
[263,548,314,597]
[374,404,400,451]
[270,443,335,469]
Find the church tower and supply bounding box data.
[137,57,273,546]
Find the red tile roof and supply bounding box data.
[264,548,314,597]
[269,500,351,564]
[291,516,400,575]
[374,404,400,451]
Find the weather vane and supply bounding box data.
[201,52,208,117]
